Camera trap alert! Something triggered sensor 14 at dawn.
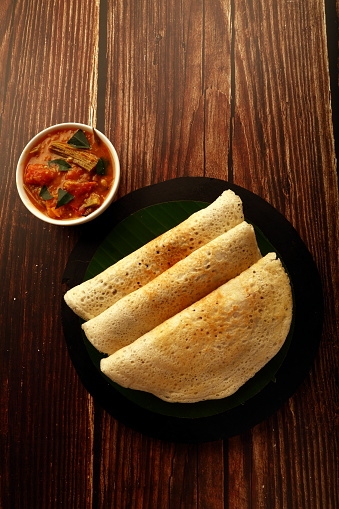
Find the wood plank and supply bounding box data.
[203,0,232,179]
[232,0,337,229]
[105,0,233,194]
[0,0,100,507]
[228,1,338,508]
[97,1,231,507]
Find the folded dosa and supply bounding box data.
[64,190,244,320]
[100,253,292,403]
[83,222,261,354]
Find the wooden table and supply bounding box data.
[1,1,338,507]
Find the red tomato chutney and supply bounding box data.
[23,127,114,220]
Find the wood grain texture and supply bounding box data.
[0,1,100,508]
[104,0,232,193]
[0,0,338,508]
[91,407,225,509]
[228,1,338,508]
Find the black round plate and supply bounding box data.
[62,177,323,442]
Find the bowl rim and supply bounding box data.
[16,122,120,226]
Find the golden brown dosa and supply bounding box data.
[82,221,261,354]
[100,253,292,403]
[64,190,244,320]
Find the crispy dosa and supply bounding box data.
[100,253,292,403]
[64,190,244,320]
[83,222,261,354]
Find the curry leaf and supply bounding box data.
[39,185,53,200]
[56,189,74,208]
[67,129,91,149]
[48,158,71,171]
[95,157,106,175]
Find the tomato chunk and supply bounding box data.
[63,180,97,197]
[25,164,56,185]
[65,167,87,180]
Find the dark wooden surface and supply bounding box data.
[1,1,338,508]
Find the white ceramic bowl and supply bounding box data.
[16,122,120,225]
